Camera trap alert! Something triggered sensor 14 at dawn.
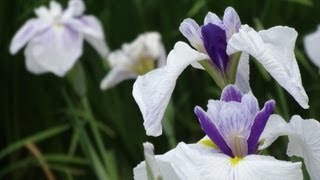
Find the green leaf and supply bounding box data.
[187,0,207,17]
[0,125,70,159]
[283,0,313,6]
[162,100,177,148]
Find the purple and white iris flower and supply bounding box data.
[10,0,109,77]
[134,85,320,180]
[132,7,309,136]
[304,25,320,70]
[100,32,166,90]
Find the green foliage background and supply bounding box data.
[1,0,320,179]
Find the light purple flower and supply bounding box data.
[10,0,109,77]
[194,85,275,157]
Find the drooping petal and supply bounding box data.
[26,26,83,77]
[220,84,243,102]
[134,142,302,180]
[10,19,47,54]
[132,41,208,136]
[236,155,302,180]
[223,7,241,40]
[258,114,290,150]
[286,115,320,180]
[227,25,309,109]
[65,15,108,57]
[179,19,204,51]
[84,34,109,58]
[100,67,137,90]
[24,43,47,74]
[65,15,106,46]
[247,100,275,154]
[304,26,320,69]
[194,106,233,157]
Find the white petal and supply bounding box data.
[24,43,47,74]
[134,142,302,180]
[49,1,63,17]
[121,32,166,66]
[137,32,166,67]
[304,25,320,69]
[84,34,109,58]
[235,53,250,93]
[107,50,131,67]
[132,42,208,136]
[259,114,290,150]
[227,25,309,109]
[142,142,162,179]
[236,155,302,180]
[65,16,108,57]
[100,67,137,90]
[179,18,204,51]
[66,0,85,17]
[10,19,46,54]
[204,12,222,25]
[66,16,104,39]
[286,115,320,180]
[26,27,83,77]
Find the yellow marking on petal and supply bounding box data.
[54,22,64,31]
[200,139,218,149]
[230,157,242,167]
[132,57,155,75]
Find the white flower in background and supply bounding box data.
[134,86,320,180]
[304,26,320,69]
[132,7,309,137]
[10,0,109,77]
[100,32,166,90]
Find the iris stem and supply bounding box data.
[199,60,226,89]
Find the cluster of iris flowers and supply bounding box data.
[9,0,320,179]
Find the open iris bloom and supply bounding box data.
[304,25,320,70]
[134,85,320,180]
[10,0,109,77]
[100,32,166,90]
[133,7,309,137]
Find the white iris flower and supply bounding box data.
[132,7,309,137]
[100,32,166,90]
[10,0,109,77]
[134,86,319,180]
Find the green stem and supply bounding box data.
[81,97,110,175]
[199,60,226,89]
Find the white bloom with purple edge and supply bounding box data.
[100,32,166,90]
[132,7,309,137]
[134,85,320,179]
[10,0,109,77]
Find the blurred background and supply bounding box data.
[1,0,320,179]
